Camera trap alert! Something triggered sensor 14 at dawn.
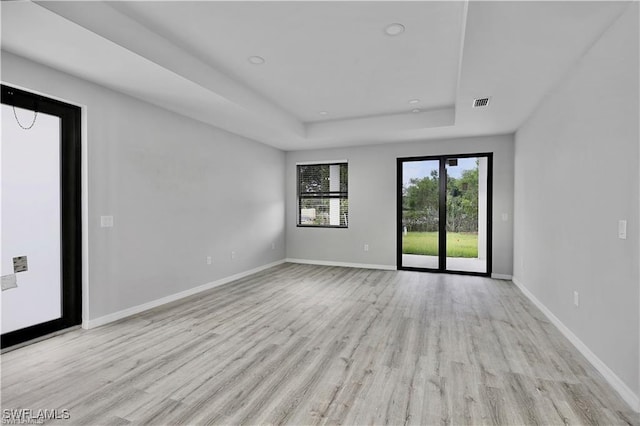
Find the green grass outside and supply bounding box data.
[402,232,478,258]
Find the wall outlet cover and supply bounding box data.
[618,219,627,239]
[100,216,114,228]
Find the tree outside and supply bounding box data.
[402,161,479,258]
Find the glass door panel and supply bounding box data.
[398,154,491,276]
[401,159,440,270]
[1,105,62,333]
[445,156,488,274]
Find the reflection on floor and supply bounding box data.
[402,254,486,273]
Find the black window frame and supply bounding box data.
[297,162,348,228]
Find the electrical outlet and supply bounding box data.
[364,244,369,252]
[271,242,276,250]
[573,291,579,307]
[206,256,212,265]
[231,251,236,260]
[618,219,627,239]
[100,215,114,228]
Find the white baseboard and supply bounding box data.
[83,259,286,330]
[512,277,640,413]
[491,273,512,280]
[285,258,396,271]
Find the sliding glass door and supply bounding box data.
[398,153,492,276]
[399,159,441,270]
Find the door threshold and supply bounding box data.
[1,326,81,354]
[398,266,490,277]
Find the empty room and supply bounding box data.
[1,1,638,425]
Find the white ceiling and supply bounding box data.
[0,1,631,151]
[110,1,465,123]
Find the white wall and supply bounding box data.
[514,3,639,403]
[286,134,514,277]
[1,106,62,333]
[1,51,286,322]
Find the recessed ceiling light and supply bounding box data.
[319,111,328,116]
[384,23,405,36]
[408,99,420,105]
[412,109,420,113]
[248,56,265,65]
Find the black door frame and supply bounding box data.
[397,153,493,277]
[1,84,82,348]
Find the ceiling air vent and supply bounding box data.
[472,97,490,108]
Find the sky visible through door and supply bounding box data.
[402,157,477,186]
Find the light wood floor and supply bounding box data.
[1,263,637,425]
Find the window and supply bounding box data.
[297,163,348,227]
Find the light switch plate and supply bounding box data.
[100,216,114,228]
[618,219,627,239]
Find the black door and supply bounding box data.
[397,153,493,276]
[1,85,82,348]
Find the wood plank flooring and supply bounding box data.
[1,263,638,425]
